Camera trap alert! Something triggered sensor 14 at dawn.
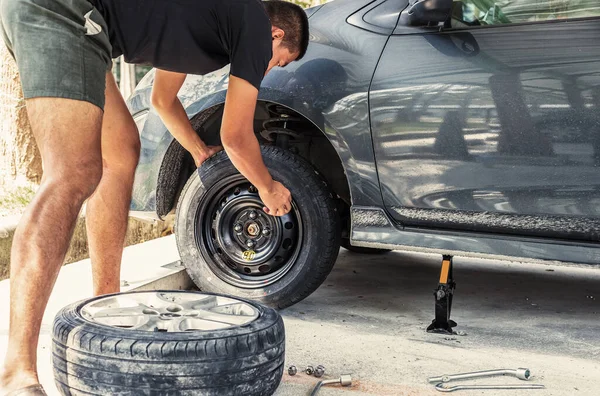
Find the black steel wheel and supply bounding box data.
[175,146,340,309]
[197,176,303,288]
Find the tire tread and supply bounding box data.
[52,293,285,395]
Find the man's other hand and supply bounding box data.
[196,145,223,167]
[259,181,292,216]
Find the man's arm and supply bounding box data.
[221,75,292,216]
[151,70,220,167]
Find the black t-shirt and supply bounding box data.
[91,0,272,90]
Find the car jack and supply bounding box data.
[427,255,458,334]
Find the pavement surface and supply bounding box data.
[1,236,599,395]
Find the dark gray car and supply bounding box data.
[127,0,600,307]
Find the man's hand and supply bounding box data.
[199,145,224,167]
[221,75,292,216]
[260,181,292,216]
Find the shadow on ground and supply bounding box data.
[284,249,600,360]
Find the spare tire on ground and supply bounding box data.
[52,290,285,395]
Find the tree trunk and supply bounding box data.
[0,44,42,193]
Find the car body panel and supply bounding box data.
[350,206,600,265]
[128,0,600,266]
[371,17,600,241]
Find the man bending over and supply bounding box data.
[0,0,308,394]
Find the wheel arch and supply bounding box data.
[155,100,351,219]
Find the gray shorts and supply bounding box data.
[0,0,112,110]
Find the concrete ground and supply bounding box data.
[1,236,599,395]
[278,250,600,395]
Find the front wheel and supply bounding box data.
[175,146,340,309]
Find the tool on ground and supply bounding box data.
[310,374,352,396]
[429,368,544,393]
[428,368,531,383]
[288,365,298,376]
[314,365,325,378]
[427,255,457,334]
[305,365,315,376]
[435,383,545,392]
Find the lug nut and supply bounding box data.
[249,210,258,220]
[315,365,325,378]
[234,223,243,232]
[262,228,271,236]
[288,365,297,376]
[305,365,315,376]
[246,240,255,249]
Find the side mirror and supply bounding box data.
[399,0,452,27]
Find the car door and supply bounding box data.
[370,0,600,242]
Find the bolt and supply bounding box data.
[246,240,255,249]
[288,365,297,376]
[305,365,315,376]
[247,223,260,236]
[315,365,325,378]
[234,223,243,233]
[262,228,271,236]
[249,210,258,220]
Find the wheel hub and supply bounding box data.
[246,222,260,236]
[225,205,277,256]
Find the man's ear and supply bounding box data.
[271,26,285,41]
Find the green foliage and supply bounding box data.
[287,0,326,8]
[0,186,36,217]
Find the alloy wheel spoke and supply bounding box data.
[209,302,256,316]
[166,317,188,332]
[90,305,148,318]
[197,309,257,325]
[131,317,160,331]
[178,295,219,311]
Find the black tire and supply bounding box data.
[52,290,285,396]
[175,146,340,309]
[341,238,391,254]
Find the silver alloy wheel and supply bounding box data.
[80,292,259,332]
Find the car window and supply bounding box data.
[451,0,600,27]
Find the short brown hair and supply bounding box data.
[263,0,310,60]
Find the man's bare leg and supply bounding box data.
[0,98,103,393]
[86,72,141,297]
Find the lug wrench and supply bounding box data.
[428,368,531,383]
[435,383,545,392]
[310,374,352,396]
